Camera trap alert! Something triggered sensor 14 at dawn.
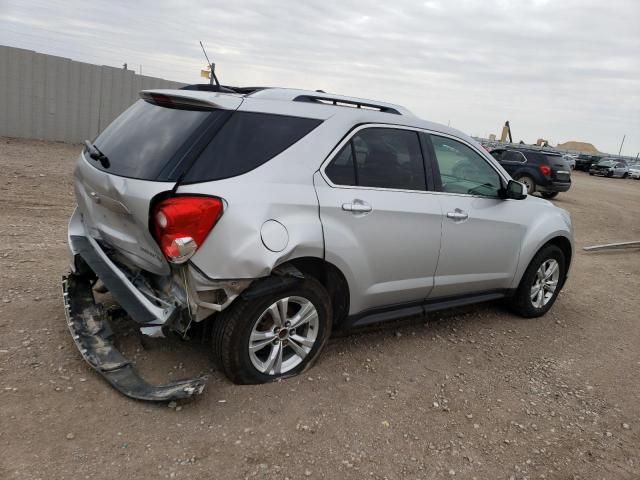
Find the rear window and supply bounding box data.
[544,154,563,163]
[91,100,218,180]
[182,112,322,183]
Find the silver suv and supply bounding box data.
[64,86,573,401]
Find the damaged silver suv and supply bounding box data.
[64,86,573,401]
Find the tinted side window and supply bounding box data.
[184,112,322,182]
[504,151,525,162]
[430,135,502,198]
[325,128,426,191]
[325,143,356,186]
[490,150,504,161]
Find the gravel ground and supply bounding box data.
[1,137,639,480]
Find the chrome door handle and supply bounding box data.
[342,201,372,213]
[446,210,468,220]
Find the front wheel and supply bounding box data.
[213,277,332,384]
[541,192,559,199]
[508,244,566,318]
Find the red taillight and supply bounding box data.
[152,196,223,264]
[539,165,552,177]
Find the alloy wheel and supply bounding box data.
[530,259,560,308]
[248,296,319,375]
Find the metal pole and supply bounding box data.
[584,240,640,252]
[618,134,626,155]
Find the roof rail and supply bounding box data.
[293,94,402,115]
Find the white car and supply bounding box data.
[628,163,640,179]
[562,154,577,170]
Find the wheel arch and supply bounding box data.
[513,233,573,290]
[546,236,572,274]
[276,256,351,326]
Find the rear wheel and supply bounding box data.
[516,175,536,195]
[212,277,332,384]
[508,244,566,318]
[541,192,559,199]
[623,173,628,179]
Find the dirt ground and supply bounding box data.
[1,137,639,480]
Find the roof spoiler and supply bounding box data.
[139,90,243,111]
[179,84,266,95]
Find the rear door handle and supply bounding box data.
[446,210,468,221]
[342,200,372,213]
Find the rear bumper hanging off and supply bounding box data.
[62,273,207,402]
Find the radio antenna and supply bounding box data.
[199,41,220,87]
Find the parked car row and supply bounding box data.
[589,158,630,178]
[481,142,639,189]
[587,158,640,180]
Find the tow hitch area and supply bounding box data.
[62,274,207,401]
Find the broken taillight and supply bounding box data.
[152,196,223,264]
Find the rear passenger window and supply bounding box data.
[490,150,504,161]
[184,112,322,182]
[504,151,525,162]
[324,143,356,186]
[324,128,426,191]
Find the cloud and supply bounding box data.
[1,0,638,154]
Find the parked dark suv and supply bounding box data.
[489,148,571,199]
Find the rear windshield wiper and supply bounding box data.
[84,140,110,168]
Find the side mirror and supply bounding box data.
[505,179,527,200]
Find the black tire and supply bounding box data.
[622,173,628,179]
[212,276,332,385]
[607,170,613,177]
[516,175,536,195]
[508,244,566,318]
[589,172,594,176]
[541,192,559,199]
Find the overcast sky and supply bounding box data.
[1,0,638,155]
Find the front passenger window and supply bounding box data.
[430,135,502,198]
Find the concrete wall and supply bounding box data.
[0,45,185,143]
